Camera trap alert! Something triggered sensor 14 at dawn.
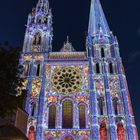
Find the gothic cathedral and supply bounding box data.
[20,0,139,139]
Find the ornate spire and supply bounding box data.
[88,0,110,36]
[60,36,75,52]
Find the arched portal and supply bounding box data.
[62,100,73,128]
[117,124,125,140]
[100,123,107,140]
[28,126,36,140]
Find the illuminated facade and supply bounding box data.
[20,0,139,139]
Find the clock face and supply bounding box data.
[51,67,82,94]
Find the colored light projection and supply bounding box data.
[24,54,44,61]
[31,78,42,99]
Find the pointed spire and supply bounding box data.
[88,0,110,36]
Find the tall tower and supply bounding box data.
[20,0,139,139]
[87,0,139,139]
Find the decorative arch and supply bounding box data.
[28,126,36,140]
[62,100,73,129]
[117,124,125,140]
[48,104,56,129]
[100,123,107,140]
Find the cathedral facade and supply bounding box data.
[20,0,139,139]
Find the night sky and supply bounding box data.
[0,0,140,137]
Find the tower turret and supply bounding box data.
[23,0,53,53]
[87,0,139,140]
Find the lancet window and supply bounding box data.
[109,62,114,74]
[101,48,105,58]
[25,64,30,76]
[48,105,56,129]
[113,97,119,115]
[98,97,104,115]
[62,100,73,129]
[96,62,101,74]
[31,103,36,117]
[36,64,40,76]
[79,105,86,129]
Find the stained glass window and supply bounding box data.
[79,105,86,129]
[48,105,56,129]
[62,100,73,128]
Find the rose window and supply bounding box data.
[51,67,82,94]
